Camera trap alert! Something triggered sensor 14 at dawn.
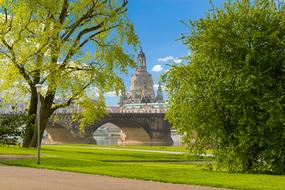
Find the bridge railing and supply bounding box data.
[119,109,167,114]
[50,106,167,114]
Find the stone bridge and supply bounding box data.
[46,112,173,146]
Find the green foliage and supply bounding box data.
[0,0,138,110]
[0,0,139,146]
[77,92,107,130]
[164,0,285,174]
[0,114,27,144]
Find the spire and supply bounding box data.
[121,85,126,96]
[155,83,164,103]
[137,46,146,68]
[119,85,128,107]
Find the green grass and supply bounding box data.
[62,144,189,152]
[0,145,284,190]
[0,145,36,155]
[60,144,213,154]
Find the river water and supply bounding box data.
[93,127,183,146]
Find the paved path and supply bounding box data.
[0,155,34,160]
[0,165,229,190]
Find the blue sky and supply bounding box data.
[105,0,224,106]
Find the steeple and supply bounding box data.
[137,46,146,69]
[155,83,164,103]
[119,85,128,106]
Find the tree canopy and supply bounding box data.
[164,0,285,174]
[0,0,138,147]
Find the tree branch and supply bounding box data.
[66,66,93,71]
[51,80,94,112]
[60,0,105,42]
[59,0,127,69]
[77,24,119,49]
[13,11,33,47]
[59,0,69,24]
[1,39,33,87]
[0,50,11,58]
[59,21,105,69]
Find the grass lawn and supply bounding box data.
[0,145,284,190]
[63,144,189,152]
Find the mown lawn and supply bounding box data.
[64,144,189,152]
[0,145,284,190]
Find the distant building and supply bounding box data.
[119,48,167,113]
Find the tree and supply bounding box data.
[164,0,285,174]
[0,113,26,145]
[0,0,138,147]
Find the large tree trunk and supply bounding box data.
[28,108,51,147]
[22,90,38,147]
[28,94,54,147]
[23,86,55,147]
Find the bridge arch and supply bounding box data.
[88,119,152,145]
[45,123,85,144]
[45,115,95,144]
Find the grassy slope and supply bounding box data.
[0,145,284,190]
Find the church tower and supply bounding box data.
[127,48,155,103]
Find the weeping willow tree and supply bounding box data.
[0,0,138,147]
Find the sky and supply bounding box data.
[105,0,224,106]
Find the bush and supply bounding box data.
[0,114,26,145]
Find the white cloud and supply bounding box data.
[158,56,174,62]
[86,87,119,98]
[151,64,163,72]
[105,91,118,97]
[158,56,183,64]
[173,58,183,64]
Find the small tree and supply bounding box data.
[0,113,26,145]
[0,0,138,147]
[164,0,285,174]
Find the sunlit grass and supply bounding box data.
[62,144,189,152]
[0,145,284,190]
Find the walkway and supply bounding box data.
[0,165,229,190]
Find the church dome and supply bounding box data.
[120,47,164,105]
[128,48,155,103]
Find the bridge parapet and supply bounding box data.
[54,104,167,114]
[119,103,168,114]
